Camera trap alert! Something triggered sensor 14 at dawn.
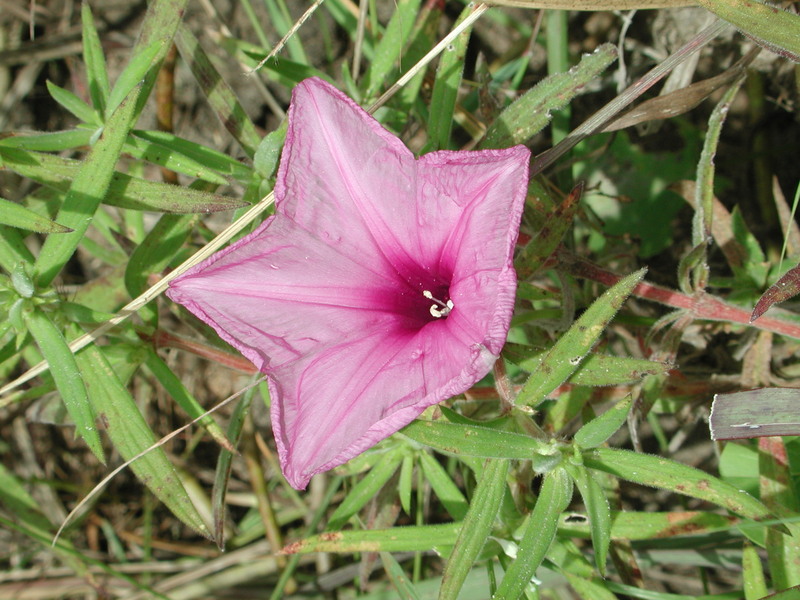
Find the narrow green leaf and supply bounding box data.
[0,129,95,151]
[123,135,230,185]
[380,551,423,600]
[212,389,254,546]
[426,4,475,150]
[23,308,103,460]
[174,24,261,158]
[564,573,619,600]
[698,0,800,62]
[516,182,581,279]
[364,0,421,97]
[81,2,111,114]
[743,541,768,600]
[0,225,35,272]
[34,0,190,286]
[574,396,633,449]
[565,463,611,574]
[505,345,670,387]
[399,454,413,515]
[418,451,468,520]
[583,447,772,521]
[327,450,404,530]
[0,197,71,233]
[75,337,211,538]
[759,437,800,589]
[440,458,509,600]
[253,122,287,180]
[124,213,198,307]
[480,43,617,149]
[106,41,161,115]
[494,467,573,599]
[282,522,460,554]
[760,585,800,600]
[0,462,56,533]
[45,81,101,125]
[558,510,739,541]
[402,419,556,463]
[0,148,246,214]
[515,268,646,408]
[144,350,230,448]
[134,130,254,182]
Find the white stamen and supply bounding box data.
[423,290,454,318]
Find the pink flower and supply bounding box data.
[167,78,530,489]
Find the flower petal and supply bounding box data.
[168,78,531,489]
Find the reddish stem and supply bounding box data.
[561,251,800,340]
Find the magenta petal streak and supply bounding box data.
[167,77,531,489]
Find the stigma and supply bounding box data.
[423,290,454,318]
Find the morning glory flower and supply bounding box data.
[167,78,530,489]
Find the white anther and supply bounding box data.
[423,290,454,318]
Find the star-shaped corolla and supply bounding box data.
[167,78,530,489]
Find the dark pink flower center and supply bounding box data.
[385,264,453,328]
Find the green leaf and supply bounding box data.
[565,463,611,574]
[494,467,573,599]
[0,148,246,214]
[516,182,581,279]
[515,268,646,408]
[399,454,413,515]
[0,197,71,233]
[583,447,772,521]
[402,419,556,464]
[282,522,459,554]
[81,2,111,114]
[418,452,468,520]
[327,450,405,530]
[480,43,617,149]
[45,81,101,125]
[106,41,161,115]
[23,307,103,460]
[364,0,421,97]
[174,24,261,158]
[74,336,211,538]
[124,213,198,324]
[0,223,34,269]
[380,552,423,600]
[426,4,475,150]
[558,510,739,541]
[123,135,230,185]
[574,396,633,449]
[134,130,254,182]
[0,128,95,151]
[0,462,56,533]
[212,389,254,545]
[698,0,800,62]
[506,344,670,387]
[440,458,509,600]
[253,122,287,180]
[34,0,190,287]
[742,541,769,600]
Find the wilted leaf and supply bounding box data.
[711,388,800,440]
[752,263,800,321]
